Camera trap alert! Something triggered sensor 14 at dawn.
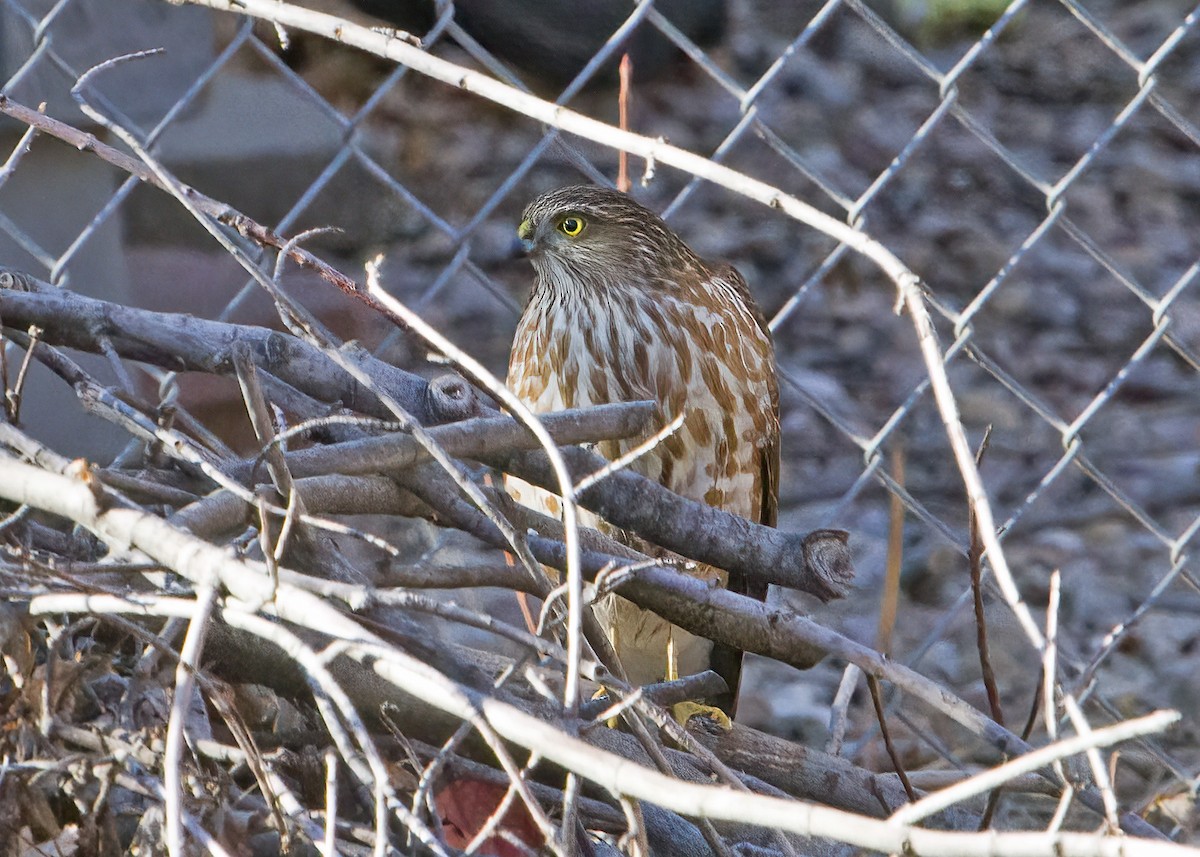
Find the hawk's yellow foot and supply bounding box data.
[672,701,732,730]
[591,685,621,729]
[666,629,732,729]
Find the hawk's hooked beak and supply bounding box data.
[514,219,536,256]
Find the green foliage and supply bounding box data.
[894,0,1016,44]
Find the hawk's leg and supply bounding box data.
[667,627,732,730]
[591,621,621,728]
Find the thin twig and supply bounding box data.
[968,426,1003,726]
[889,709,1179,825]
[868,673,916,803]
[617,53,632,193]
[573,411,683,494]
[878,443,905,655]
[164,584,217,857]
[365,260,587,718]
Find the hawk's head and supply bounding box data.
[517,186,704,295]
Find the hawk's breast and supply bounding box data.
[506,270,777,687]
[507,281,775,523]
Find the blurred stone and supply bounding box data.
[348,0,726,87]
[957,387,1024,432]
[233,683,311,734]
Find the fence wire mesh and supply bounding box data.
[0,0,1198,854]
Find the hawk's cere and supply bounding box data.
[507,185,779,718]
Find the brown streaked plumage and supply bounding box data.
[506,185,778,716]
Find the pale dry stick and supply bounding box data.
[0,502,29,535]
[98,334,139,398]
[324,749,338,857]
[591,559,660,600]
[826,665,861,756]
[255,491,282,596]
[0,117,37,189]
[30,592,212,619]
[275,486,303,565]
[9,457,1188,856]
[372,770,385,857]
[411,722,472,838]
[590,687,645,725]
[1051,566,1113,825]
[1042,569,1076,835]
[241,401,655,482]
[39,616,87,735]
[234,341,305,562]
[365,260,588,720]
[887,709,1179,827]
[573,412,685,494]
[253,415,402,468]
[258,757,338,854]
[905,770,1056,797]
[868,674,916,802]
[7,323,40,423]
[1062,695,1120,831]
[618,797,649,857]
[968,429,1004,728]
[183,0,1044,655]
[165,584,216,857]
[0,420,74,473]
[561,771,583,857]
[1043,572,1068,788]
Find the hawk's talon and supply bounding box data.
[672,701,732,731]
[591,685,621,728]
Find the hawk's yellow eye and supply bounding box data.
[558,216,585,237]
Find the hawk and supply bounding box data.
[506,185,778,723]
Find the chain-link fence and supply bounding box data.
[0,0,1197,854]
